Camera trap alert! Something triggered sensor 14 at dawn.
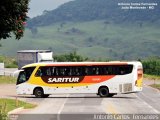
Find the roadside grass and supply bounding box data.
[0,76,16,84]
[144,74,160,80]
[150,84,160,91]
[0,98,36,113]
[144,74,160,91]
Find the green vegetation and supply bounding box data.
[144,74,160,81]
[0,55,18,68]
[1,21,160,60]
[0,0,29,40]
[54,51,110,62]
[142,57,160,76]
[54,51,89,62]
[0,98,36,113]
[27,0,160,28]
[150,84,160,90]
[0,76,16,84]
[0,98,36,120]
[141,57,160,90]
[0,102,7,120]
[1,0,160,60]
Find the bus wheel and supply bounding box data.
[34,88,44,98]
[98,87,109,97]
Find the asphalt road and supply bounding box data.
[7,82,160,120]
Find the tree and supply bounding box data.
[142,57,160,76]
[54,51,89,62]
[0,0,29,40]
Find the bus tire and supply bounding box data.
[34,87,44,98]
[98,86,109,97]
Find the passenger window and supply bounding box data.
[72,67,82,76]
[24,67,35,80]
[91,67,99,75]
[36,69,42,76]
[36,67,52,76]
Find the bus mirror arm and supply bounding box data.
[13,70,24,78]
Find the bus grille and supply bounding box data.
[119,83,132,93]
[119,84,122,92]
[123,83,132,92]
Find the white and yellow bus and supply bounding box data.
[16,61,143,98]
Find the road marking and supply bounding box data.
[107,101,118,114]
[133,93,160,114]
[140,92,156,102]
[58,94,69,114]
[57,94,69,120]
[105,101,118,115]
[105,101,124,120]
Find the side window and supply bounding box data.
[101,66,113,75]
[58,67,66,76]
[24,67,35,80]
[92,67,99,75]
[108,66,114,74]
[71,67,83,76]
[36,69,43,76]
[52,67,58,76]
[74,67,82,76]
[35,65,134,76]
[36,67,52,77]
[84,67,90,75]
[99,65,133,75]
[118,66,126,75]
[57,67,82,76]
[46,67,52,76]
[88,66,100,75]
[82,66,100,76]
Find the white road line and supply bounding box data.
[58,94,69,114]
[133,93,160,114]
[140,91,157,103]
[57,94,69,120]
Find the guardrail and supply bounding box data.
[4,68,18,76]
[0,63,4,75]
[0,63,18,76]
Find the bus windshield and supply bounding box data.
[17,67,35,85]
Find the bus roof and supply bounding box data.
[22,61,142,68]
[17,50,51,53]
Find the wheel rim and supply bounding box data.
[101,89,107,96]
[35,89,43,97]
[99,87,108,97]
[37,90,42,96]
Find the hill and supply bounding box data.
[27,0,160,28]
[0,0,160,60]
[0,20,160,60]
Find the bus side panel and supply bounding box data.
[17,74,134,95]
[43,73,134,94]
[16,83,35,95]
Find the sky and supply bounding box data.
[28,0,72,18]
